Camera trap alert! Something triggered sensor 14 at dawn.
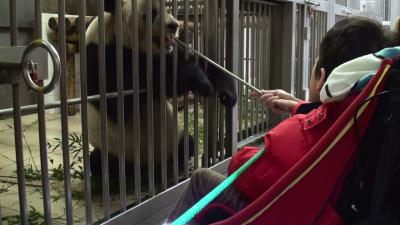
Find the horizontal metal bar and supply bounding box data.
[175,38,262,94]
[237,131,267,149]
[0,89,146,117]
[244,0,279,6]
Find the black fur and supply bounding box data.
[86,41,237,124]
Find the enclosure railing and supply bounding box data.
[0,0,370,224]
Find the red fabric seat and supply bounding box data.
[196,58,396,225]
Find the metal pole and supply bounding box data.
[115,0,127,210]
[172,0,179,183]
[160,0,168,190]
[78,0,93,223]
[193,0,200,170]
[203,0,209,168]
[183,0,190,179]
[175,39,261,94]
[97,0,110,219]
[218,0,226,160]
[132,0,142,204]
[58,0,73,223]
[10,0,18,46]
[238,0,244,142]
[250,2,256,136]
[146,0,155,197]
[34,0,52,223]
[12,84,28,225]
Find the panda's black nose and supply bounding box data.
[167,22,179,32]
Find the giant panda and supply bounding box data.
[86,0,237,181]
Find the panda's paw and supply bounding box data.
[218,87,237,108]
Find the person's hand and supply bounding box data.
[251,89,300,114]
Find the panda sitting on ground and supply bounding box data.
[86,0,237,183]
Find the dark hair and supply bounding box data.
[316,17,399,80]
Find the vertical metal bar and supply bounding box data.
[160,0,168,190]
[97,0,110,219]
[244,1,250,138]
[262,6,268,131]
[115,0,127,210]
[193,0,200,170]
[225,0,239,157]
[250,2,256,136]
[132,0,142,203]
[210,0,218,165]
[78,0,93,222]
[12,84,28,225]
[259,5,264,131]
[146,0,155,197]
[218,0,226,160]
[183,0,190,179]
[265,6,272,131]
[58,0,74,223]
[203,0,209,168]
[255,3,261,134]
[238,1,244,141]
[34,1,52,224]
[172,0,179,184]
[10,0,18,45]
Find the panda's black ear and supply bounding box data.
[104,0,115,14]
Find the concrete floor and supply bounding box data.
[0,105,206,224]
[0,113,115,224]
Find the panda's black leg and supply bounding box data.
[90,149,135,193]
[178,135,195,170]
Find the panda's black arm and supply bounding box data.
[162,52,214,98]
[195,55,238,108]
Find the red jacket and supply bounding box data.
[227,99,353,202]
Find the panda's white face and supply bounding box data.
[122,0,179,54]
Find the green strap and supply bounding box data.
[171,147,266,225]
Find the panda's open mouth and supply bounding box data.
[165,34,176,47]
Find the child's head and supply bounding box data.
[308,16,400,102]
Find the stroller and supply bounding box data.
[182,48,400,225]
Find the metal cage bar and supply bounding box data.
[250,2,256,136]
[9,0,18,46]
[146,0,155,198]
[172,0,179,184]
[11,84,28,225]
[97,0,110,219]
[193,0,200,170]
[160,0,168,191]
[78,0,93,223]
[183,0,190,179]
[34,0,52,224]
[115,0,127,211]
[238,0,244,142]
[58,0,74,223]
[202,0,209,168]
[218,0,226,161]
[132,0,142,204]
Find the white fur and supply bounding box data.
[86,12,115,45]
[88,100,181,165]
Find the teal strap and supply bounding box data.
[171,147,266,225]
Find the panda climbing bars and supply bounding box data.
[174,38,262,94]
